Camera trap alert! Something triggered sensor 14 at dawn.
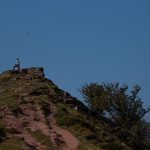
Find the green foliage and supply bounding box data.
[80,82,150,149]
[80,83,112,114]
[55,104,90,129]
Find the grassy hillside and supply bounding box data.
[0,68,149,150]
[0,68,100,150]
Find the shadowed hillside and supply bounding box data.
[0,67,149,150]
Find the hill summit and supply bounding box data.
[0,67,94,150]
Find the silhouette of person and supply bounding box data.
[13,58,21,72]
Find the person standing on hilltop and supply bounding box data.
[13,58,21,72]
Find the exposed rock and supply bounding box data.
[23,67,45,77]
[1,67,45,77]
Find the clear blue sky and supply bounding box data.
[0,0,150,120]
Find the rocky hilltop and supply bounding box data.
[0,67,97,150]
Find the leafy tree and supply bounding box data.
[80,83,113,115]
[80,82,150,149]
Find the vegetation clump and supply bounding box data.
[27,128,56,150]
[80,82,150,149]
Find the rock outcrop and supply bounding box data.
[2,67,45,77]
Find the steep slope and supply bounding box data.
[0,67,97,150]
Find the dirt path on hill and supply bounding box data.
[19,131,47,150]
[2,103,79,150]
[48,105,80,150]
[28,104,80,149]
